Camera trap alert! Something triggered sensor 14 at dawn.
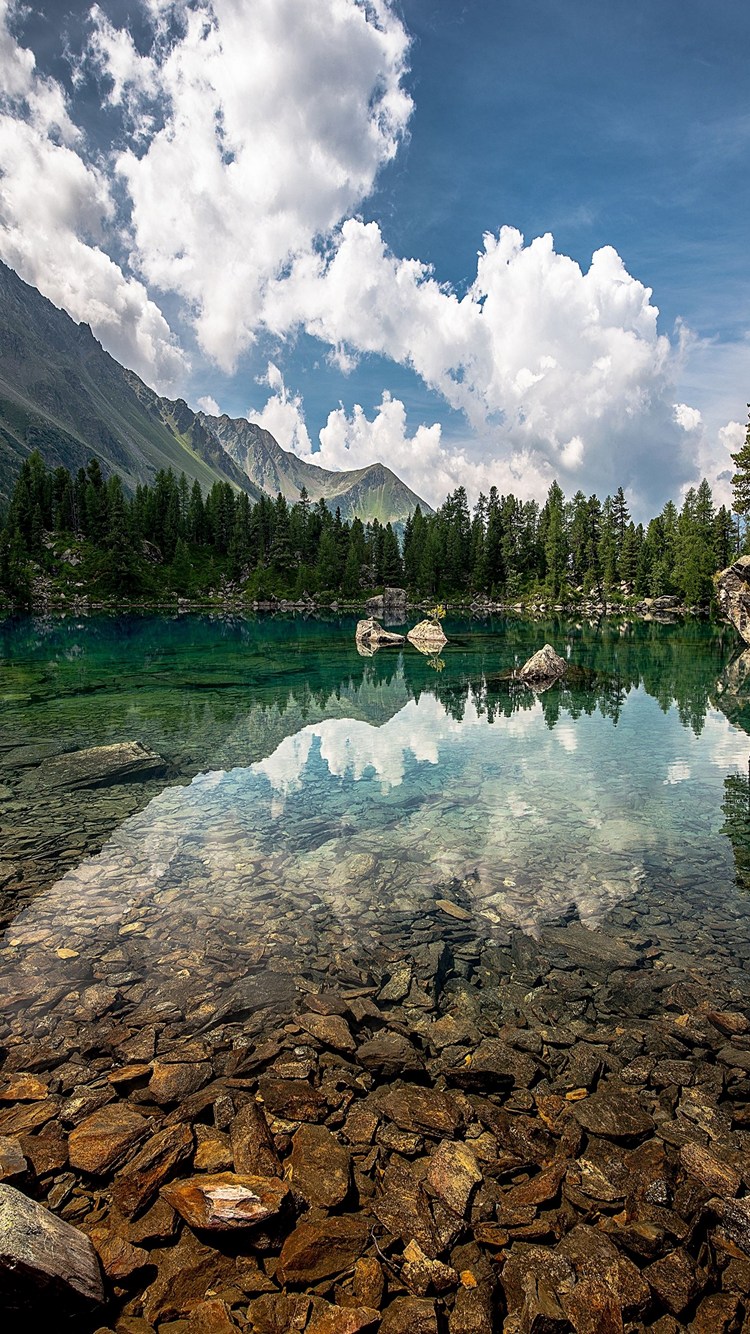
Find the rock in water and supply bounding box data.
[365,587,408,622]
[34,741,167,790]
[355,619,405,652]
[161,1172,289,1230]
[407,620,448,653]
[518,643,567,685]
[716,555,750,643]
[0,1182,104,1303]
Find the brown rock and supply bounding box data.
[290,1124,351,1208]
[425,1140,481,1218]
[298,1013,357,1053]
[230,1101,281,1176]
[445,1038,538,1089]
[19,1123,69,1175]
[644,1248,699,1316]
[306,1303,380,1334]
[112,1122,194,1217]
[107,1063,152,1086]
[0,1182,104,1303]
[0,1098,58,1135]
[148,1061,212,1105]
[357,1032,424,1078]
[557,1224,649,1317]
[126,1196,179,1246]
[373,1156,439,1257]
[380,1297,438,1334]
[89,1226,150,1281]
[280,1214,371,1283]
[142,1230,236,1324]
[704,1009,749,1036]
[563,1277,624,1333]
[499,1163,565,1212]
[194,1136,233,1173]
[185,1297,237,1334]
[0,1135,27,1181]
[375,1084,464,1134]
[257,1076,326,1122]
[162,1171,288,1230]
[519,1274,570,1332]
[689,1292,742,1332]
[571,1087,654,1139]
[353,1256,385,1309]
[0,1073,49,1101]
[402,1239,458,1295]
[680,1142,740,1198]
[501,1246,575,1314]
[68,1103,151,1175]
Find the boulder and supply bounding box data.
[716,555,750,644]
[33,741,167,790]
[161,1172,289,1230]
[355,619,405,653]
[517,643,567,684]
[0,1182,104,1303]
[365,587,408,623]
[407,619,447,654]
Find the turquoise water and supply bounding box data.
[2,613,750,1024]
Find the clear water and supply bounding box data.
[2,612,750,1029]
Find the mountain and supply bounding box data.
[199,411,431,524]
[0,261,259,506]
[0,261,430,525]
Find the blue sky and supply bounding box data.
[0,0,748,514]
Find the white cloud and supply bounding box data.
[196,394,221,415]
[248,363,312,454]
[0,0,186,389]
[673,402,703,431]
[88,0,412,371]
[265,220,697,507]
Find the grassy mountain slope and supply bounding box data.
[200,413,432,524]
[0,262,256,506]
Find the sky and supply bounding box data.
[0,0,748,517]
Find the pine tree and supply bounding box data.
[730,407,750,518]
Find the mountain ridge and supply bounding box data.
[0,260,431,525]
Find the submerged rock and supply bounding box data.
[33,741,167,790]
[716,554,750,643]
[407,619,448,653]
[0,1182,104,1303]
[162,1172,289,1230]
[517,643,567,684]
[355,618,405,652]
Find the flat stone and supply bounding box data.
[148,1061,212,1105]
[306,1303,380,1334]
[571,1088,655,1139]
[112,1122,194,1217]
[680,1142,740,1198]
[716,1044,750,1072]
[357,1032,424,1078]
[375,1084,463,1134]
[0,1182,104,1303]
[298,1013,357,1053]
[68,1103,151,1175]
[89,1225,150,1281]
[289,1124,351,1208]
[35,741,166,790]
[0,1136,27,1181]
[373,1157,439,1257]
[142,1230,236,1324]
[644,1249,699,1316]
[425,1141,482,1218]
[501,1246,576,1314]
[563,1277,624,1333]
[0,1074,50,1102]
[378,965,413,1003]
[185,1298,237,1334]
[162,1171,289,1230]
[230,1101,281,1176]
[557,1224,650,1317]
[449,1282,495,1334]
[257,1076,326,1122]
[380,1297,438,1334]
[402,1239,458,1296]
[689,1292,742,1332]
[280,1214,371,1284]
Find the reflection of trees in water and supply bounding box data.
[721,763,750,892]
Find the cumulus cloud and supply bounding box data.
[673,402,703,431]
[0,0,186,388]
[196,394,221,415]
[264,220,695,506]
[248,364,312,455]
[86,0,412,371]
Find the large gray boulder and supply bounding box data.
[716,556,750,644]
[518,644,567,685]
[0,1183,105,1303]
[365,587,408,623]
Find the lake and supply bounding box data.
[1,613,750,1327]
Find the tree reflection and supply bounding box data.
[721,763,750,892]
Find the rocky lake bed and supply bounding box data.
[1,613,750,1332]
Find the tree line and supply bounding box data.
[0,449,739,606]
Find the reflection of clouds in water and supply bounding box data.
[10,687,750,948]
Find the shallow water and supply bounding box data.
[2,612,750,1028]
